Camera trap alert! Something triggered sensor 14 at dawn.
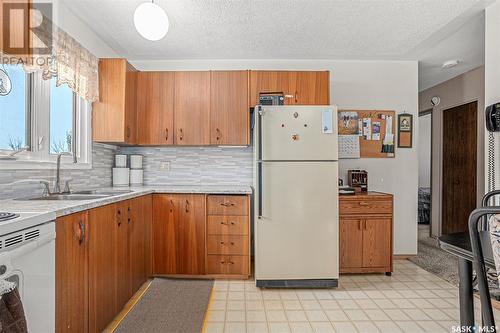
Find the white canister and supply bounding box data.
[130,155,143,169]
[113,168,130,186]
[115,154,127,168]
[130,169,144,185]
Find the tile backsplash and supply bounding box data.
[0,144,254,200]
[119,146,253,186]
[0,143,116,200]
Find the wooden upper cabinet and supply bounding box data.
[249,70,330,106]
[92,58,137,144]
[174,71,210,145]
[292,71,330,105]
[55,211,88,333]
[136,72,174,145]
[210,71,249,145]
[249,71,295,107]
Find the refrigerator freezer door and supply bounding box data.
[255,161,339,281]
[259,106,338,161]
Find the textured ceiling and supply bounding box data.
[61,0,487,60]
[418,12,485,91]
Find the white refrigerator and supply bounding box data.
[254,105,339,288]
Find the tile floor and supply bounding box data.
[204,260,500,333]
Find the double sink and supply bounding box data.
[21,189,133,201]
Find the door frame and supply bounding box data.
[419,109,433,237]
[438,100,478,236]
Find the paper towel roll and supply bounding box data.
[113,168,130,186]
[130,169,144,185]
[130,155,143,169]
[115,154,127,168]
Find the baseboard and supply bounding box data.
[394,254,417,260]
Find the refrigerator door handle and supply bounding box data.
[258,162,263,219]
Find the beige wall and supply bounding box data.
[419,66,485,237]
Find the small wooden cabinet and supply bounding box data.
[152,194,206,275]
[0,0,32,57]
[339,192,393,274]
[174,71,211,145]
[249,70,330,107]
[136,72,175,145]
[210,71,250,145]
[92,59,137,144]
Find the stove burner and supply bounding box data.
[0,212,19,222]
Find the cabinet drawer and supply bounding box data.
[207,255,249,275]
[207,235,249,255]
[207,195,248,215]
[207,216,248,235]
[340,199,392,215]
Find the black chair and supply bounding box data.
[468,191,500,329]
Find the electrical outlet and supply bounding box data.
[160,161,170,172]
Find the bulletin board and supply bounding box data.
[338,109,396,158]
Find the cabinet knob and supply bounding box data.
[216,128,221,141]
[185,199,190,213]
[179,128,184,141]
[165,128,169,141]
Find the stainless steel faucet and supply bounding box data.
[54,152,72,194]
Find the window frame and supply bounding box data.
[0,70,92,170]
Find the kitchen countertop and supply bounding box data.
[0,185,253,218]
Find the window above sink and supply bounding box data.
[0,65,92,170]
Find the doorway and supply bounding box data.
[441,101,477,234]
[418,111,432,237]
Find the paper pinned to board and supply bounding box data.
[339,135,360,159]
[362,118,372,140]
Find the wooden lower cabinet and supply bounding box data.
[56,211,88,333]
[339,192,393,274]
[153,194,206,275]
[56,195,152,333]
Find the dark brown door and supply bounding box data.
[442,101,477,234]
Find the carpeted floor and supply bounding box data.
[409,224,460,286]
[115,278,213,333]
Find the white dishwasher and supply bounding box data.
[0,212,56,333]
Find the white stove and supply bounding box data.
[0,211,55,236]
[0,210,56,332]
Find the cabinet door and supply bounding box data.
[292,71,330,105]
[178,194,206,274]
[362,218,392,268]
[0,0,31,57]
[210,71,249,145]
[136,72,175,145]
[89,204,118,333]
[115,201,131,311]
[339,218,363,269]
[153,194,180,274]
[249,71,295,107]
[124,65,137,144]
[56,211,88,333]
[174,71,210,145]
[129,196,150,293]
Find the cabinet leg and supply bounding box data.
[385,272,392,276]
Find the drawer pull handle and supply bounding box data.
[220,202,235,207]
[220,260,235,265]
[359,202,369,206]
[220,221,228,225]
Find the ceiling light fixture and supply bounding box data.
[134,0,169,41]
[442,60,459,69]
